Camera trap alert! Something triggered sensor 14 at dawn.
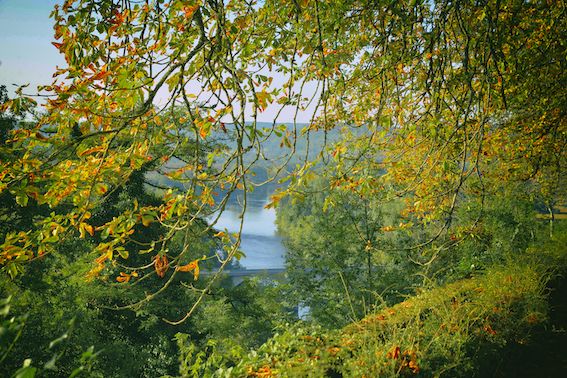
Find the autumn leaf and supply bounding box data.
[140,210,157,227]
[264,191,284,209]
[408,359,420,373]
[78,222,94,238]
[256,90,272,111]
[483,324,497,335]
[177,259,200,281]
[78,146,105,157]
[387,346,400,359]
[183,5,199,18]
[94,183,108,195]
[85,263,104,281]
[195,117,214,139]
[154,255,169,278]
[51,41,64,50]
[92,69,110,81]
[116,271,138,283]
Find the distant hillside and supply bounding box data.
[145,122,344,201]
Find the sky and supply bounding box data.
[0,0,63,96]
[0,0,318,123]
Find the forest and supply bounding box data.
[0,0,566,377]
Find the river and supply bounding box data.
[212,198,286,269]
[211,194,310,318]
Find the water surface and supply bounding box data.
[213,198,285,269]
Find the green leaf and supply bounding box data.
[0,304,10,316]
[44,354,58,371]
[69,366,84,378]
[207,152,215,168]
[117,248,129,259]
[6,263,20,279]
[15,193,28,207]
[141,214,154,227]
[234,250,246,261]
[14,360,37,378]
[166,72,181,92]
[100,227,110,240]
[48,333,68,349]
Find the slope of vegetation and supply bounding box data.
[186,229,566,377]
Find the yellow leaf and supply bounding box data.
[116,272,131,283]
[177,259,200,280]
[84,223,94,236]
[79,222,94,238]
[94,183,108,195]
[141,214,153,226]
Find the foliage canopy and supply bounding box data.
[0,0,565,325]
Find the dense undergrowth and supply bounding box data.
[172,228,567,377]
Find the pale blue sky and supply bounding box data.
[0,0,63,95]
[0,0,318,123]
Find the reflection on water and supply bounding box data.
[212,198,285,269]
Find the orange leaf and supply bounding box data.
[79,146,105,157]
[116,272,131,283]
[199,127,208,139]
[177,259,200,280]
[408,359,420,373]
[86,263,104,281]
[154,255,169,278]
[84,223,94,236]
[79,222,94,238]
[92,70,109,81]
[116,271,138,283]
[183,5,199,18]
[387,346,400,359]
